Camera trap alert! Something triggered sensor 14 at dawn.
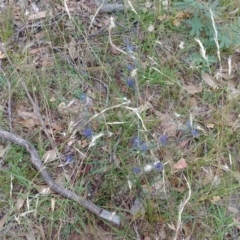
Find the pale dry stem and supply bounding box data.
[209,9,221,71]
[173,174,191,240]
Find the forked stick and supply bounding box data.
[0,129,120,225]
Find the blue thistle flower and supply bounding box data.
[132,137,148,151]
[140,142,148,151]
[132,137,142,147]
[192,129,199,137]
[83,127,93,139]
[186,122,199,137]
[65,155,74,164]
[154,162,163,171]
[126,78,135,88]
[127,64,134,71]
[132,167,141,174]
[159,135,168,146]
[79,93,87,102]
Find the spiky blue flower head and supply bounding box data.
[127,64,134,71]
[159,135,168,146]
[79,93,87,102]
[140,142,148,151]
[192,129,199,137]
[132,137,148,151]
[154,162,163,171]
[132,167,141,174]
[132,137,142,147]
[65,155,74,163]
[186,121,199,137]
[83,127,93,139]
[126,78,135,88]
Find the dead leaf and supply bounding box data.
[157,112,185,136]
[42,149,57,163]
[227,80,240,100]
[16,197,25,211]
[35,185,53,195]
[20,119,40,128]
[63,99,87,116]
[178,138,190,148]
[33,31,46,40]
[55,173,66,187]
[130,198,145,216]
[41,56,54,67]
[101,145,109,152]
[217,70,236,80]
[144,237,151,240]
[35,174,66,195]
[222,73,236,80]
[68,233,84,240]
[172,11,191,27]
[110,45,121,55]
[228,205,238,214]
[173,18,181,27]
[211,196,220,204]
[28,11,47,20]
[233,217,240,230]
[18,110,38,120]
[188,97,198,108]
[207,123,214,129]
[50,97,56,102]
[51,122,63,131]
[68,38,79,61]
[29,47,48,55]
[142,177,170,199]
[151,178,170,199]
[0,214,8,230]
[36,224,45,239]
[184,84,202,94]
[182,224,193,239]
[78,139,88,148]
[0,50,6,59]
[131,69,138,78]
[202,72,218,89]
[201,169,214,186]
[0,145,8,158]
[173,158,187,169]
[22,41,35,53]
[164,121,178,136]
[170,176,187,192]
[224,110,238,127]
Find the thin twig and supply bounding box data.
[0,129,121,225]
[173,174,191,240]
[20,79,56,150]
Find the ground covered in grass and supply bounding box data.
[0,0,240,239]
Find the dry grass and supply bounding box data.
[0,0,240,239]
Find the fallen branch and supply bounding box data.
[0,129,120,225]
[98,3,125,12]
[93,0,125,12]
